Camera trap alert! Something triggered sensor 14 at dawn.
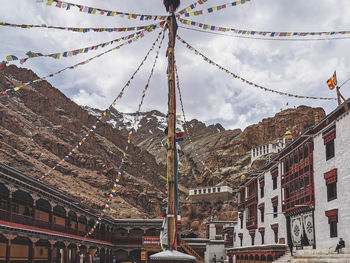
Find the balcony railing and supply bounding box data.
[0,209,110,243]
[246,194,258,207]
[246,216,257,229]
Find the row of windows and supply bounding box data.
[284,144,310,174]
[238,230,279,246]
[252,145,270,157]
[193,187,221,195]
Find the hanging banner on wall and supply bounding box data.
[303,213,314,245]
[176,35,337,101]
[5,22,164,64]
[0,21,160,33]
[43,0,168,21]
[179,0,251,17]
[177,17,350,37]
[0,27,162,96]
[85,30,166,237]
[291,215,302,245]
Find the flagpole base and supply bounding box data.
[150,250,196,263]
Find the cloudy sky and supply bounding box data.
[1,0,350,130]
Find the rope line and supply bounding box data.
[176,35,337,101]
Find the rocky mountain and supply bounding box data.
[0,65,325,235]
[0,65,168,219]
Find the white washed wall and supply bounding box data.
[313,110,350,249]
[255,167,287,246]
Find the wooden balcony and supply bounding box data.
[246,216,257,230]
[0,209,110,242]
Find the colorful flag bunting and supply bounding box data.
[42,0,168,21]
[4,26,164,63]
[180,0,250,17]
[84,30,166,238]
[177,17,350,38]
[0,21,161,34]
[176,35,336,101]
[177,0,209,15]
[1,26,163,96]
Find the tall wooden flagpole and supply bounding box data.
[166,6,177,251]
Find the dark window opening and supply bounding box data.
[261,234,265,245]
[251,236,255,246]
[261,210,264,223]
[260,185,264,198]
[0,198,8,210]
[326,140,335,160]
[327,182,337,201]
[274,231,278,243]
[273,206,278,218]
[330,221,337,238]
[240,218,243,229]
[273,177,277,190]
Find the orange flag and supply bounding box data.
[327,71,337,90]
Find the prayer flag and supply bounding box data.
[327,71,337,90]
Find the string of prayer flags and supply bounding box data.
[5,23,163,64]
[0,21,161,33]
[174,61,215,175]
[177,17,350,38]
[179,0,251,17]
[85,30,166,237]
[327,71,337,90]
[1,26,161,96]
[177,0,209,15]
[43,0,168,21]
[38,30,165,182]
[176,35,337,101]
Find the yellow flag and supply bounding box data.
[46,0,54,6]
[110,11,116,16]
[92,8,97,14]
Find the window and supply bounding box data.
[273,206,278,218]
[0,198,8,210]
[327,183,337,201]
[203,189,206,194]
[260,185,264,198]
[323,127,336,160]
[208,189,211,193]
[217,188,221,192]
[194,190,197,195]
[325,209,338,238]
[198,190,201,194]
[325,169,337,201]
[271,224,279,243]
[326,140,335,160]
[261,233,265,244]
[261,209,264,222]
[251,236,255,245]
[240,237,243,246]
[12,202,19,213]
[273,177,277,190]
[274,231,278,243]
[330,221,338,238]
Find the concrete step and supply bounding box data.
[291,259,350,263]
[293,254,350,259]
